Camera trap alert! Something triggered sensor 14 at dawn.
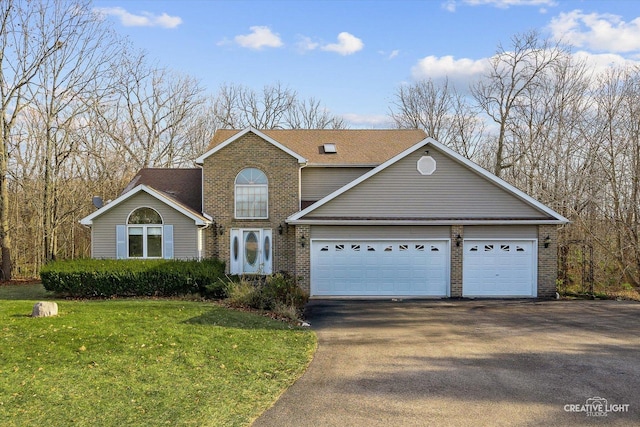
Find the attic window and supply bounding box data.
[417,155,436,175]
[323,143,337,154]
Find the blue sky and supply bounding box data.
[93,0,640,127]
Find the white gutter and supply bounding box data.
[287,219,568,226]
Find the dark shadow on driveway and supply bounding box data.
[253,299,639,427]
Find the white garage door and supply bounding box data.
[463,240,536,297]
[311,240,449,297]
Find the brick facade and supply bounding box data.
[295,224,311,293]
[537,224,559,298]
[450,225,463,297]
[202,132,299,274]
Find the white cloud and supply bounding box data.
[234,26,283,50]
[94,7,182,29]
[549,10,640,53]
[341,113,394,128]
[442,1,457,12]
[411,55,489,81]
[321,32,364,56]
[295,35,320,53]
[378,50,400,60]
[572,50,640,75]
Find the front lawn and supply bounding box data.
[0,284,316,426]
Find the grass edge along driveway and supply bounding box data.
[0,286,316,427]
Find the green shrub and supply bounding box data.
[262,273,308,311]
[223,273,309,320]
[40,258,225,298]
[225,277,263,308]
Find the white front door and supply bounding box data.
[243,230,260,273]
[230,228,273,275]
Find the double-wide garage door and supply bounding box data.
[311,240,449,296]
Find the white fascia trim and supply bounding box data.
[287,219,567,226]
[288,137,570,224]
[195,126,307,165]
[79,184,210,226]
[305,163,379,168]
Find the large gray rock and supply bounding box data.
[32,301,58,317]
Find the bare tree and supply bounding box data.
[390,78,485,161]
[213,82,345,129]
[390,78,454,140]
[471,30,566,177]
[285,97,345,129]
[0,0,74,279]
[96,48,207,168]
[29,0,119,262]
[586,67,640,287]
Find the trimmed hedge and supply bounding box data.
[40,258,226,298]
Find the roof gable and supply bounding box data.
[199,127,428,166]
[289,137,569,224]
[80,184,210,226]
[196,127,307,164]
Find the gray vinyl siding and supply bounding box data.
[301,167,372,200]
[463,225,537,239]
[91,192,200,259]
[311,225,449,239]
[308,147,550,219]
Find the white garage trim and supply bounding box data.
[311,238,450,297]
[463,239,537,297]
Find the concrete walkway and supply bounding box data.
[253,299,639,426]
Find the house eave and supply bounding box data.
[305,163,380,168]
[286,218,569,226]
[79,184,212,226]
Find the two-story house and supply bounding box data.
[80,127,569,298]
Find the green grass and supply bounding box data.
[0,284,316,426]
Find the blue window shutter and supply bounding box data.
[163,225,174,259]
[116,225,126,259]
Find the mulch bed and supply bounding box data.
[0,279,41,286]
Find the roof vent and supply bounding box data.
[92,196,103,209]
[322,143,337,154]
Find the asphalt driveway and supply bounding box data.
[253,299,639,426]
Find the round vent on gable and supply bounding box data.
[417,155,436,175]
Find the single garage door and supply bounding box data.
[311,240,449,296]
[463,240,536,297]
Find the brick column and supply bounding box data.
[450,225,463,298]
[295,224,311,293]
[538,225,558,298]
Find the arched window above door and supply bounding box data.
[235,168,268,218]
